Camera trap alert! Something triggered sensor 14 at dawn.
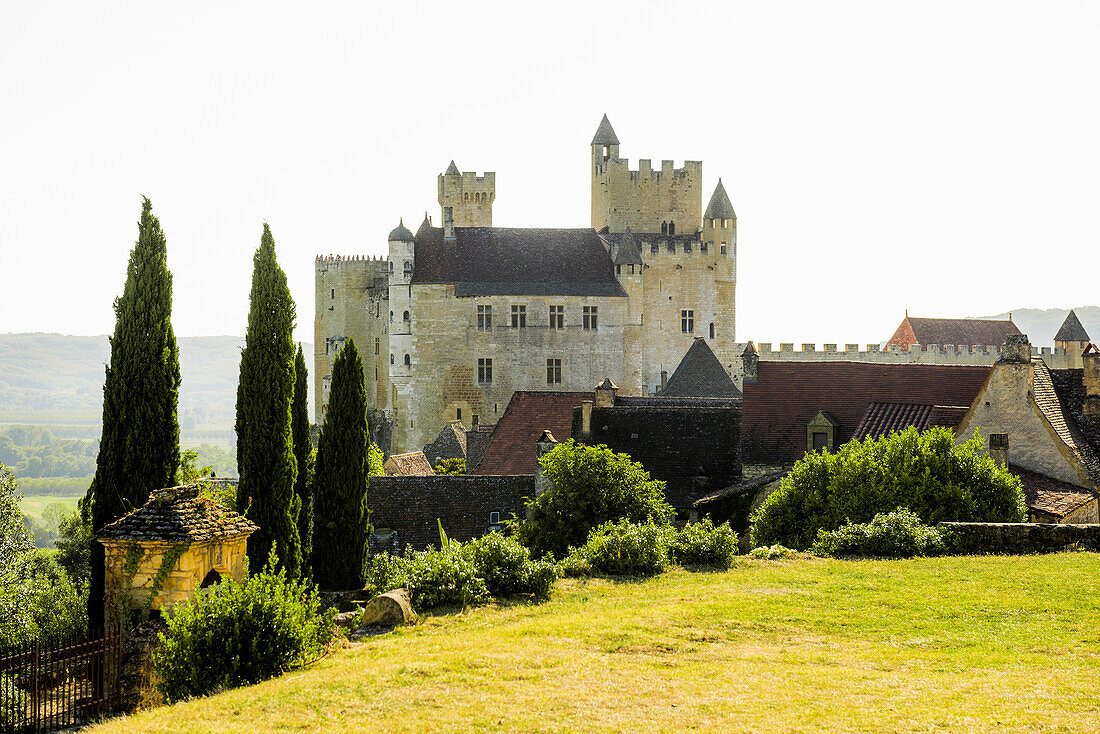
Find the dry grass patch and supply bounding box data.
[92,554,1100,733]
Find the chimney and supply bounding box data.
[595,378,618,408]
[988,433,1009,467]
[997,334,1031,364]
[660,370,668,392]
[580,401,593,436]
[534,430,559,497]
[1083,347,1100,417]
[443,206,455,241]
[742,341,759,383]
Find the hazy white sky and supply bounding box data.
[1,1,1097,347]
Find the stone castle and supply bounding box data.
[315,115,739,453]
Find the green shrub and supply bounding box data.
[579,520,673,577]
[811,509,951,558]
[514,440,674,559]
[14,549,87,639]
[432,458,466,475]
[749,544,795,560]
[1,674,26,729]
[153,554,336,703]
[559,547,594,578]
[462,532,559,599]
[366,547,489,610]
[669,518,739,568]
[750,428,1026,550]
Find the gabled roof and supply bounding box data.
[591,114,619,146]
[613,229,643,265]
[1011,465,1098,519]
[471,391,590,476]
[445,160,460,176]
[383,451,436,476]
[1054,310,1091,343]
[423,420,467,464]
[412,226,627,298]
[1046,365,1100,484]
[741,362,991,464]
[97,484,257,544]
[887,316,1022,347]
[704,179,736,219]
[660,338,742,398]
[853,402,970,440]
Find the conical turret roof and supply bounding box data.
[591,114,619,146]
[704,179,736,219]
[1055,309,1091,342]
[445,160,460,176]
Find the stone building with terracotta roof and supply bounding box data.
[316,116,738,453]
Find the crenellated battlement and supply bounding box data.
[739,342,1081,371]
[315,254,389,271]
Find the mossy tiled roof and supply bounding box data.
[97,483,257,543]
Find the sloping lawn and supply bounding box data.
[93,554,1100,733]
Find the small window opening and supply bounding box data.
[457,407,462,419]
[404,354,410,366]
[403,310,410,322]
[668,221,675,235]
[330,288,335,300]
[709,322,715,339]
[661,221,668,235]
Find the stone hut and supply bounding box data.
[96,484,257,625]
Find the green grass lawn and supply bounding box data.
[19,493,79,521]
[93,554,1100,733]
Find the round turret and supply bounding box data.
[388,219,414,242]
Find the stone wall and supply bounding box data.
[118,618,168,713]
[592,156,702,234]
[940,522,1100,554]
[369,475,534,554]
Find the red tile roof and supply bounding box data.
[887,316,1021,348]
[471,391,591,476]
[742,362,991,464]
[853,402,971,440]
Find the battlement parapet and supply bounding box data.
[744,342,1078,370]
[599,157,702,180]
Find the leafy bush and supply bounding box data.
[1,674,26,729]
[750,428,1026,550]
[153,554,336,703]
[749,544,795,560]
[669,518,739,568]
[811,509,952,558]
[515,440,675,559]
[433,458,466,475]
[462,532,558,599]
[366,546,489,610]
[14,549,87,639]
[576,520,673,577]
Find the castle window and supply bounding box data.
[651,242,659,255]
[478,358,493,384]
[700,242,708,253]
[490,511,500,526]
[549,305,564,329]
[457,407,462,420]
[583,306,598,331]
[404,354,410,366]
[616,265,621,275]
[375,338,380,354]
[681,310,694,333]
[331,288,335,300]
[546,358,562,385]
[683,241,692,253]
[403,310,410,322]
[511,304,526,328]
[669,222,675,235]
[710,322,715,339]
[661,222,668,235]
[477,304,492,330]
[721,243,727,255]
[390,311,394,322]
[403,261,412,277]
[390,354,395,365]
[389,261,394,272]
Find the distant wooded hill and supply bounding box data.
[0,334,314,432]
[977,307,1100,350]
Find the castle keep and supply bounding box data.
[316,115,738,453]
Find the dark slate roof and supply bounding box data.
[423,421,468,464]
[412,226,627,298]
[591,114,619,146]
[704,179,736,219]
[1034,361,1100,484]
[660,338,742,399]
[472,391,591,476]
[1011,465,1098,519]
[465,430,493,473]
[887,316,1022,347]
[383,451,436,476]
[613,229,643,265]
[388,219,414,242]
[445,160,460,176]
[741,362,991,464]
[1055,310,1091,342]
[852,402,970,440]
[97,484,257,543]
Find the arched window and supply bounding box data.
[389,311,394,322]
[403,261,412,277]
[668,221,675,235]
[710,322,716,339]
[404,354,411,366]
[390,354,395,365]
[661,221,668,235]
[389,261,394,272]
[403,310,410,321]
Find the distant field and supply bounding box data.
[20,494,80,521]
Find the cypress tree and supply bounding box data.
[86,197,181,630]
[312,338,372,589]
[235,223,301,577]
[291,344,314,572]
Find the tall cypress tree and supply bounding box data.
[312,338,372,589]
[235,223,301,577]
[86,197,181,629]
[291,344,313,572]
